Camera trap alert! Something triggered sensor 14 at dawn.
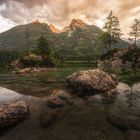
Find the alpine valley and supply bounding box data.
[0,19,128,56]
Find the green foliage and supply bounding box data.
[0,50,25,66]
[129,19,140,46]
[100,48,118,60]
[37,36,61,67]
[98,32,111,48]
[98,10,122,49]
[118,69,140,86]
[121,47,140,68]
[19,54,43,68]
[38,36,51,56]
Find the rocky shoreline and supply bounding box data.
[0,69,140,140]
[13,67,57,75]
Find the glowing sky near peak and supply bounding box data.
[0,0,139,36]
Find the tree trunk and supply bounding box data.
[135,35,137,47]
[0,101,29,130]
[131,57,138,69]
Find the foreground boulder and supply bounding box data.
[0,101,29,130]
[67,69,118,94]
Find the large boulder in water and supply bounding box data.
[0,101,29,130]
[67,69,118,94]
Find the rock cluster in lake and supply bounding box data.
[13,67,57,75]
[0,87,72,131]
[0,69,140,140]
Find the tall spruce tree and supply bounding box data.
[38,36,51,56]
[37,36,60,66]
[99,10,122,49]
[129,19,140,47]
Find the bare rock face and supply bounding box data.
[67,69,118,94]
[0,101,29,130]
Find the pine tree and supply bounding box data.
[129,19,140,47]
[38,36,51,56]
[99,10,122,49]
[37,36,60,66]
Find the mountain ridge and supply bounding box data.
[0,19,128,53]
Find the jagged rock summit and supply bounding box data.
[69,19,87,29]
[48,24,60,33]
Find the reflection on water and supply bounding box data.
[0,64,95,97]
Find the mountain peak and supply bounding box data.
[48,24,60,33]
[69,19,87,29]
[32,19,40,24]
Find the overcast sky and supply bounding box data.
[0,0,140,36]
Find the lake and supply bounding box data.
[0,64,140,140]
[0,64,139,97]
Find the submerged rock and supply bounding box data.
[86,94,103,104]
[107,114,131,130]
[46,89,72,108]
[107,114,140,131]
[126,129,140,140]
[40,108,61,128]
[40,90,72,127]
[0,101,29,130]
[67,69,118,94]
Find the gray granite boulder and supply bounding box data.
[67,69,118,94]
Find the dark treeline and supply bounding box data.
[0,50,28,67]
[59,55,99,62]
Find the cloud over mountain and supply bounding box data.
[0,0,139,34]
